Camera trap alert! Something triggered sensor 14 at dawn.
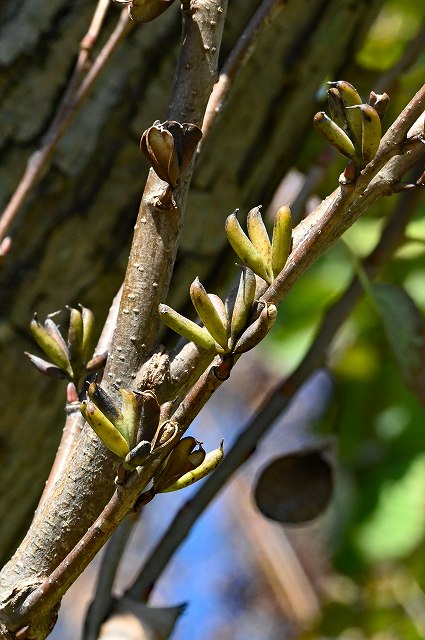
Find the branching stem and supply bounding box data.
[125,177,421,602]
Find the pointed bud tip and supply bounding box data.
[67,383,78,403]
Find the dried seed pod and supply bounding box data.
[314,112,357,160]
[164,121,202,177]
[233,303,277,354]
[187,447,206,469]
[329,80,363,155]
[246,207,272,277]
[80,304,95,363]
[140,120,202,188]
[327,87,347,131]
[87,381,123,425]
[137,390,161,444]
[162,441,224,493]
[154,436,202,492]
[369,91,390,122]
[124,440,152,470]
[351,103,382,163]
[228,267,256,350]
[81,400,130,458]
[117,387,143,446]
[87,383,141,446]
[25,352,68,380]
[151,420,178,449]
[141,122,179,187]
[67,306,84,374]
[86,351,108,373]
[44,315,69,356]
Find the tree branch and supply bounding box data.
[164,99,425,398]
[0,2,229,638]
[124,180,420,602]
[1,17,423,640]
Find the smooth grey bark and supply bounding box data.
[0,0,385,627]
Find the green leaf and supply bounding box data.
[356,454,425,562]
[370,283,425,383]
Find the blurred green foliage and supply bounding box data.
[259,0,425,636]
[358,0,425,70]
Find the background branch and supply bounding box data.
[201,0,285,146]
[0,8,132,245]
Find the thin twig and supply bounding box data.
[201,0,285,145]
[229,477,321,627]
[172,358,230,430]
[0,8,132,245]
[83,515,137,640]
[124,183,420,602]
[80,0,111,64]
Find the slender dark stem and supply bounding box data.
[0,9,132,244]
[83,516,137,640]
[201,0,285,145]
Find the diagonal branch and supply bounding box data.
[164,93,425,399]
[124,179,420,602]
[201,0,286,145]
[0,7,132,246]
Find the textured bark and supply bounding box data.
[0,0,385,621]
